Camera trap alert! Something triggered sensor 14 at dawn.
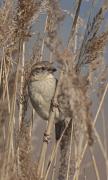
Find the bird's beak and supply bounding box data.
[52,68,57,72]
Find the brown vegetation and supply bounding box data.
[0,0,108,180]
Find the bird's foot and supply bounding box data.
[43,132,51,144]
[51,98,59,112]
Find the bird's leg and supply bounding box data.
[43,131,51,144]
[50,97,59,112]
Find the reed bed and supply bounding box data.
[0,0,108,180]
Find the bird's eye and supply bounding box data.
[42,67,45,70]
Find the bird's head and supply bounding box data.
[29,61,57,81]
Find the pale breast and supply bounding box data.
[28,74,56,120]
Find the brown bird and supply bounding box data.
[28,61,64,140]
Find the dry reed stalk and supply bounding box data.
[40,15,48,62]
[101,109,108,179]
[57,1,84,179]
[73,82,108,180]
[51,149,57,180]
[18,41,25,128]
[68,0,83,49]
[65,121,74,180]
[17,118,33,180]
[0,56,4,86]
[44,119,72,180]
[0,0,108,180]
[94,83,108,124]
[37,69,64,178]
[71,3,108,178]
[0,1,19,177]
[17,41,26,177]
[15,0,41,179]
[37,0,65,178]
[2,48,11,113]
[0,60,20,180]
[0,65,15,179]
[90,148,100,180]
[93,127,108,161]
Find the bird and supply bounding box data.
[28,61,64,140]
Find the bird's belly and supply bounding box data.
[30,92,50,120]
[28,78,56,120]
